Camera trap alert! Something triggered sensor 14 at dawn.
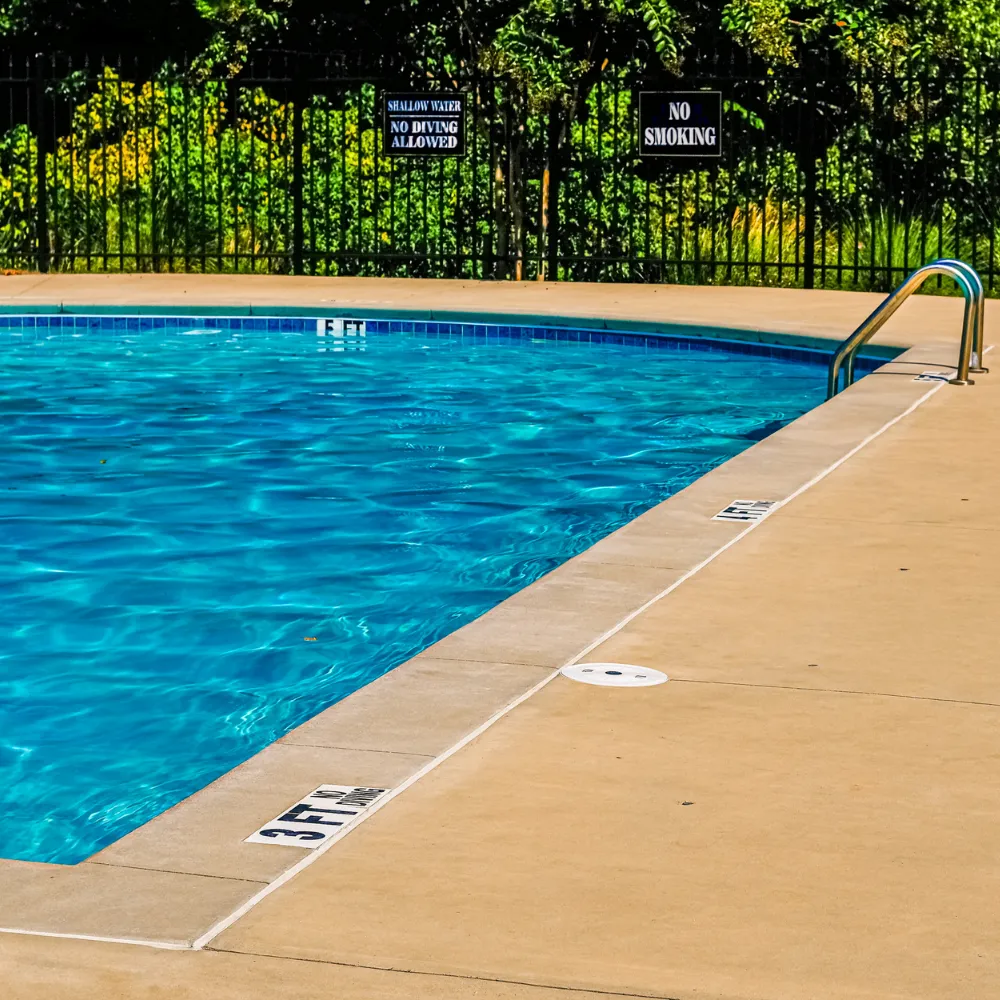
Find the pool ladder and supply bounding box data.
[827,258,988,399]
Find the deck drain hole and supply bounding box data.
[562,663,668,687]
[712,500,778,523]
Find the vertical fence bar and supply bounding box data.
[988,69,998,291]
[67,55,77,272]
[596,70,605,281]
[972,63,982,278]
[742,55,752,285]
[265,60,274,272]
[611,68,620,280]
[356,80,364,274]
[485,78,496,279]
[307,76,318,276]
[33,54,49,273]
[322,74,333,276]
[181,57,190,272]
[919,59,929,278]
[498,82,509,278]
[340,81,348,275]
[323,73,344,275]
[868,54,878,289]
[901,52,912,280]
[49,55,61,272]
[199,71,207,272]
[465,74,476,278]
[117,59,126,272]
[817,53,828,289]
[369,75,379,275]
[291,65,304,275]
[802,63,817,290]
[885,54,896,288]
[954,62,965,266]
[759,75,769,286]
[538,102,551,281]
[215,75,224,272]
[152,65,162,272]
[548,102,561,282]
[230,77,239,273]
[100,58,109,271]
[776,96,785,287]
[3,55,11,270]
[249,60,259,273]
[167,69,176,272]
[133,57,141,271]
[724,52,735,285]
[935,68,945,284]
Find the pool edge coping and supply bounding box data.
[0,302,904,359]
[0,334,965,947]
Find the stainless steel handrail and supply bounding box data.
[840,258,989,387]
[936,259,988,374]
[827,260,986,399]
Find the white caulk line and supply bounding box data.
[0,926,189,951]
[189,667,561,949]
[192,373,957,951]
[553,376,958,663]
[0,368,968,955]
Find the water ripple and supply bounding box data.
[0,325,828,862]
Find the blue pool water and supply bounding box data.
[0,316,868,863]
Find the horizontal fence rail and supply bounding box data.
[2,52,1000,290]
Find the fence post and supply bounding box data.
[544,109,560,281]
[290,63,305,276]
[803,155,816,289]
[33,54,50,274]
[802,67,818,290]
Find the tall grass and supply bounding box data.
[656,203,1000,294]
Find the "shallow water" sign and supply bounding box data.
[383,93,466,156]
[639,92,722,158]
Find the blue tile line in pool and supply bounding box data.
[0,314,884,372]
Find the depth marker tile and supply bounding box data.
[712,499,778,523]
[245,785,388,849]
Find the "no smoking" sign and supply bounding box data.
[639,92,722,158]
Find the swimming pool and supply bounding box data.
[0,315,876,863]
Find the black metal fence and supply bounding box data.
[2,51,1000,290]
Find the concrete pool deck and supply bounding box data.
[2,276,999,999]
[0,270,986,354]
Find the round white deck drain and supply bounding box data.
[561,663,667,687]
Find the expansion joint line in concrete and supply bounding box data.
[0,372,960,953]
[673,677,1000,709]
[206,945,690,1000]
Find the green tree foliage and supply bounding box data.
[720,0,1000,66]
[0,0,209,62]
[2,0,1000,289]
